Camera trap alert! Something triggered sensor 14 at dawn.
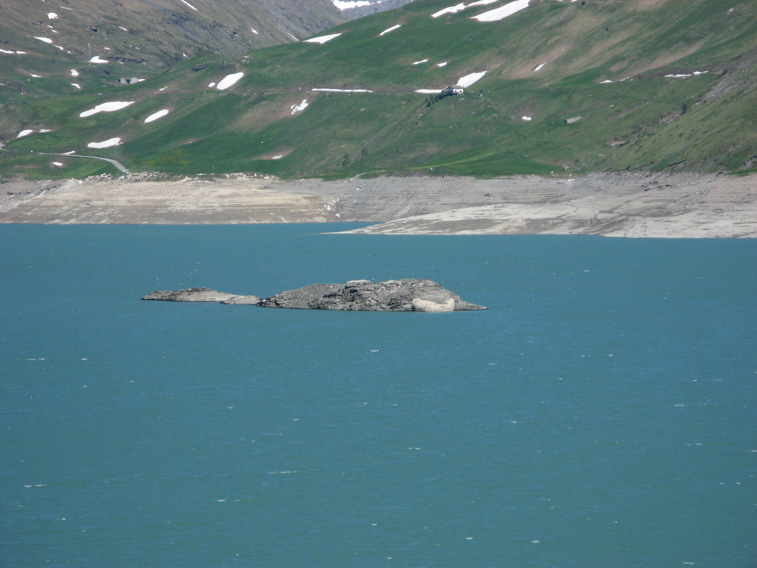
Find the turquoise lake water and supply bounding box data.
[1,224,755,567]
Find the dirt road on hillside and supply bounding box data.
[1,172,754,237]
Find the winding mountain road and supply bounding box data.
[39,152,130,174]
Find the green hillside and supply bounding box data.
[2,0,755,180]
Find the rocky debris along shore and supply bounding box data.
[142,287,261,304]
[142,279,486,312]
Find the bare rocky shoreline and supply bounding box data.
[1,171,754,237]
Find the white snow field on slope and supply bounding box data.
[333,0,372,9]
[87,137,121,149]
[79,101,135,118]
[144,109,170,123]
[473,0,532,22]
[311,88,373,93]
[457,71,487,87]
[380,25,402,36]
[432,0,498,18]
[216,72,244,90]
[290,99,309,114]
[304,33,342,44]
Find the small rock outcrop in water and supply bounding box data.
[141,287,261,304]
[142,280,486,311]
[259,279,486,311]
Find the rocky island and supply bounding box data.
[142,279,486,312]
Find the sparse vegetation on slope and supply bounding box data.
[1,0,755,180]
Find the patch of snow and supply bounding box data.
[208,82,216,88]
[380,25,401,36]
[311,88,374,93]
[0,48,17,54]
[272,155,284,160]
[432,3,467,17]
[565,116,581,124]
[119,26,128,32]
[179,0,198,11]
[413,59,429,65]
[216,72,244,90]
[437,62,448,67]
[87,137,121,149]
[415,89,441,94]
[473,0,532,22]
[251,27,259,35]
[30,73,42,78]
[48,12,59,20]
[600,79,614,84]
[159,86,168,91]
[39,129,52,133]
[432,0,497,17]
[71,83,81,89]
[144,109,170,123]
[79,101,135,118]
[304,33,342,44]
[522,116,532,121]
[457,70,486,88]
[534,62,546,72]
[17,129,34,138]
[664,70,710,78]
[52,161,64,167]
[16,50,27,54]
[34,36,54,44]
[89,56,108,64]
[664,72,709,78]
[332,0,374,9]
[290,99,309,114]
[103,47,111,51]
[70,69,79,76]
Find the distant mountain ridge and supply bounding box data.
[1,0,755,180]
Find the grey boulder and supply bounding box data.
[258,279,486,311]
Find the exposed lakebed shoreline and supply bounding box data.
[1,172,754,237]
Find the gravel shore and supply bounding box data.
[1,172,754,237]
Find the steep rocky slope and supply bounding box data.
[0,0,415,90]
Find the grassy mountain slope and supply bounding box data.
[2,0,755,180]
